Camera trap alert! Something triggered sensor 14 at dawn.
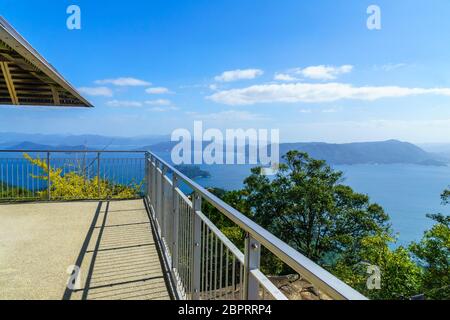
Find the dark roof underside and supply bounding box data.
[0,17,92,107]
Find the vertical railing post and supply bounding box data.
[151,155,156,207]
[161,166,167,239]
[151,156,157,219]
[155,159,160,225]
[97,152,101,199]
[46,151,51,201]
[145,152,150,199]
[191,191,202,300]
[243,232,261,300]
[172,173,179,270]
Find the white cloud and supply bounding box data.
[208,82,450,105]
[106,100,143,107]
[145,87,172,94]
[106,99,178,111]
[274,73,298,82]
[78,86,113,97]
[380,63,407,72]
[214,69,263,82]
[149,106,179,112]
[322,108,339,113]
[95,77,151,86]
[294,65,353,80]
[145,99,172,106]
[209,84,219,91]
[188,110,266,121]
[278,118,450,143]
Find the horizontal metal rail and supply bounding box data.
[146,152,367,300]
[0,150,146,153]
[0,150,146,202]
[0,148,367,300]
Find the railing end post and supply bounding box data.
[46,151,51,201]
[191,191,202,300]
[244,232,261,300]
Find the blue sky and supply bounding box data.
[2,0,450,142]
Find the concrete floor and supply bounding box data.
[0,200,171,300]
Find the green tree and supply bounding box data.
[199,151,448,299]
[333,233,421,299]
[441,188,450,205]
[202,188,247,249]
[410,210,450,299]
[242,151,391,266]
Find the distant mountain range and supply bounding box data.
[140,139,448,166]
[278,140,448,166]
[0,132,169,149]
[419,143,450,158]
[0,133,448,167]
[4,142,93,151]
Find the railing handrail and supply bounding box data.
[148,151,368,300]
[0,149,147,202]
[0,148,367,299]
[0,150,147,153]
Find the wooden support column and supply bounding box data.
[50,86,61,105]
[0,61,18,105]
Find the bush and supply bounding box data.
[23,153,143,200]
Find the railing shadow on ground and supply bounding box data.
[1,149,367,300]
[147,153,368,300]
[62,200,172,300]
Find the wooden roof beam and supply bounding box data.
[50,86,60,105]
[0,61,18,104]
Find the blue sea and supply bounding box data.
[2,150,449,246]
[157,152,450,247]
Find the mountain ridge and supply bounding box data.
[141,139,448,166]
[278,139,447,165]
[0,132,169,148]
[0,137,447,166]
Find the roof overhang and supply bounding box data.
[0,17,93,107]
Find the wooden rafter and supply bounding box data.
[50,85,60,105]
[0,17,93,107]
[0,61,18,105]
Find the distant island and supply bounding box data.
[4,141,92,152]
[1,135,449,167]
[175,165,211,179]
[0,132,169,149]
[278,140,449,166]
[144,139,449,167]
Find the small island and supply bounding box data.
[175,165,211,179]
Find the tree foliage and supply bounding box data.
[201,151,449,299]
[441,188,450,205]
[333,233,422,299]
[243,151,391,264]
[0,182,32,200]
[409,212,450,300]
[23,153,142,200]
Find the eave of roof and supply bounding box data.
[0,17,93,108]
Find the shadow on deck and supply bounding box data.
[0,199,172,300]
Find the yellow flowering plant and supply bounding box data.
[23,153,143,200]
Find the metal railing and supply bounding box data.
[145,152,367,300]
[0,148,367,300]
[0,150,146,202]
